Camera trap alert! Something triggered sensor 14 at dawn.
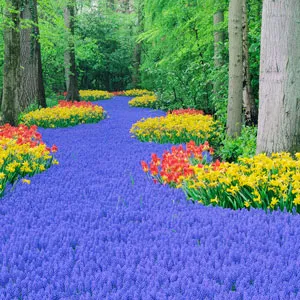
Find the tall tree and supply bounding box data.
[242,0,257,125]
[226,0,243,137]
[256,0,300,154]
[20,0,46,110]
[64,0,80,101]
[1,0,21,125]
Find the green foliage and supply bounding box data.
[140,0,261,127]
[140,0,225,114]
[248,0,262,103]
[38,0,68,95]
[0,0,262,128]
[217,126,257,162]
[75,3,135,91]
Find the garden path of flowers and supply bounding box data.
[0,96,300,299]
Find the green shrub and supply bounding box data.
[217,126,257,162]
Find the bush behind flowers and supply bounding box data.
[79,90,113,101]
[217,126,257,162]
[131,112,221,146]
[0,124,58,196]
[128,95,157,108]
[20,101,106,128]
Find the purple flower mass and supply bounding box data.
[0,96,300,299]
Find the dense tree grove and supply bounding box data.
[0,0,299,153]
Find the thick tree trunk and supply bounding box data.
[64,1,80,101]
[20,0,46,110]
[256,0,300,154]
[1,0,21,125]
[132,0,143,88]
[227,0,243,137]
[213,9,224,95]
[242,0,257,125]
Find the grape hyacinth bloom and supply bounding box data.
[0,96,299,299]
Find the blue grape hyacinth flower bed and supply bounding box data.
[0,96,300,299]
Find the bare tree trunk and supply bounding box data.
[257,0,300,154]
[213,9,224,95]
[20,0,46,110]
[242,0,257,125]
[132,0,143,88]
[64,0,80,101]
[1,0,21,125]
[227,0,243,137]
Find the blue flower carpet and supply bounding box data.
[0,97,300,299]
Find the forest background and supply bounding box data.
[0,0,261,119]
[2,0,298,158]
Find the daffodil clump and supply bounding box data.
[130,113,221,145]
[79,90,113,101]
[123,89,154,97]
[0,124,58,196]
[183,152,300,213]
[20,101,106,128]
[128,95,157,108]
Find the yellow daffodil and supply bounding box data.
[22,179,31,184]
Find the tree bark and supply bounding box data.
[242,0,257,125]
[256,0,300,154]
[64,0,80,101]
[227,0,243,137]
[1,0,21,125]
[213,9,224,95]
[20,0,46,110]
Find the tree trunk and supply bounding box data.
[64,0,80,101]
[213,9,224,95]
[132,0,143,88]
[20,0,46,110]
[242,0,257,125]
[1,0,21,126]
[256,0,300,154]
[227,0,243,137]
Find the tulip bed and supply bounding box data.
[79,90,113,101]
[128,95,157,108]
[142,142,300,213]
[130,110,221,145]
[0,124,58,196]
[20,101,106,128]
[0,97,299,299]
